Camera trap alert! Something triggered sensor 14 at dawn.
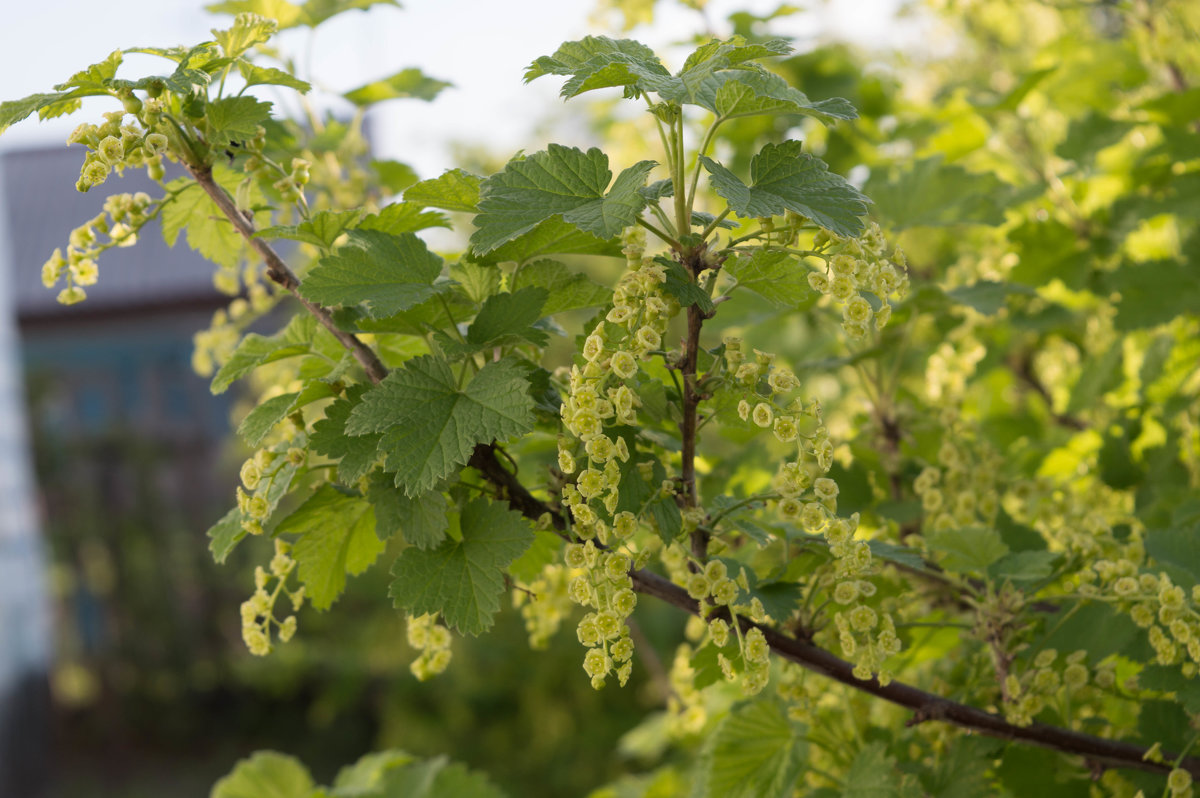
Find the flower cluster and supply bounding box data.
[512,562,574,649]
[240,538,305,656]
[191,281,275,376]
[913,433,1003,534]
[406,613,453,681]
[565,540,638,689]
[67,111,168,192]
[925,329,987,403]
[684,559,772,695]
[1088,560,1200,673]
[805,221,908,340]
[1001,648,1114,727]
[235,446,300,537]
[42,192,155,304]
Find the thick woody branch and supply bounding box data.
[465,445,1198,780]
[187,164,390,386]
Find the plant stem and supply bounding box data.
[187,163,389,386]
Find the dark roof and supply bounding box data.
[1,146,226,319]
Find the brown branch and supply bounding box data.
[629,568,1200,779]
[1010,355,1086,431]
[463,443,1198,779]
[186,164,390,386]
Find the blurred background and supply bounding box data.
[0,0,946,795]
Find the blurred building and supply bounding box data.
[0,144,236,794]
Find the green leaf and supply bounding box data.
[300,230,443,318]
[700,142,868,237]
[1145,524,1200,589]
[277,484,383,610]
[471,145,656,254]
[357,202,450,235]
[0,89,99,133]
[450,262,501,304]
[162,168,263,268]
[510,259,612,315]
[388,498,534,635]
[206,0,305,27]
[310,384,382,484]
[238,63,312,93]
[368,474,449,549]
[1066,340,1122,415]
[464,287,550,348]
[213,13,278,58]
[1105,260,1200,331]
[373,756,508,798]
[211,751,315,798]
[698,700,805,798]
[712,70,856,123]
[372,160,420,195]
[525,36,670,98]
[212,315,315,394]
[208,507,246,564]
[659,258,714,314]
[925,526,1009,574]
[404,169,482,213]
[55,50,123,90]
[332,750,415,793]
[843,742,900,798]
[206,96,273,147]
[863,156,1013,229]
[486,217,623,263]
[344,68,451,106]
[946,281,1034,315]
[298,0,401,27]
[988,550,1060,584]
[258,209,364,249]
[238,392,300,447]
[346,357,535,496]
[725,250,815,308]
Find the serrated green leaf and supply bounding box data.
[310,384,381,484]
[946,281,1034,315]
[712,70,856,122]
[368,474,449,549]
[162,167,265,268]
[701,141,868,237]
[926,527,1009,574]
[699,700,804,798]
[486,217,623,263]
[213,13,278,58]
[525,36,670,98]
[372,160,419,194]
[347,357,535,496]
[358,202,450,235]
[206,0,305,28]
[450,261,501,304]
[988,550,1060,583]
[372,756,508,798]
[471,145,655,254]
[510,259,612,315]
[258,209,364,249]
[301,230,442,318]
[843,742,900,798]
[1145,524,1200,589]
[465,287,549,347]
[659,257,714,314]
[864,156,1014,230]
[238,62,312,93]
[211,751,315,798]
[278,484,382,610]
[238,392,300,447]
[0,90,97,133]
[726,250,815,308]
[206,96,273,147]
[332,750,415,794]
[344,68,451,106]
[299,0,401,27]
[388,498,534,635]
[212,315,316,394]
[208,507,245,564]
[404,169,481,213]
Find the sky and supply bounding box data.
[0,0,915,178]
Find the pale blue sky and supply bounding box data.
[0,0,912,177]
